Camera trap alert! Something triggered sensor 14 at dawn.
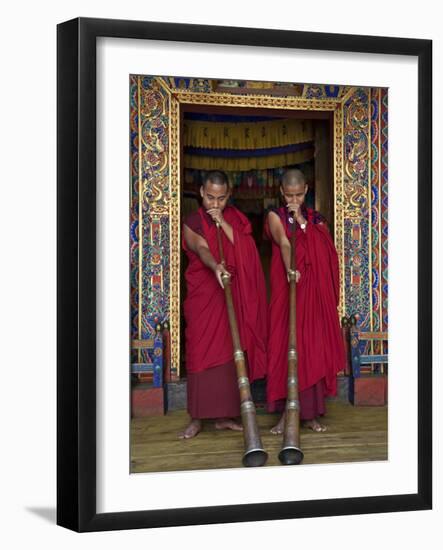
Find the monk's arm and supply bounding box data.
[267,211,292,273]
[183,224,230,288]
[183,224,218,271]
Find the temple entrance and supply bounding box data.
[130,76,389,473]
[180,105,334,377]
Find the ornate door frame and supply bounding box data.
[130,77,388,379]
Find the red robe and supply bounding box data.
[265,206,344,418]
[183,206,267,418]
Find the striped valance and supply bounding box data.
[184,146,314,171]
[183,118,314,150]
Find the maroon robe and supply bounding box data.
[265,205,344,419]
[183,205,268,418]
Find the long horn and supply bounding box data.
[278,213,304,465]
[215,221,268,467]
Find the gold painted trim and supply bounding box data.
[378,89,383,333]
[156,76,175,96]
[175,91,339,112]
[137,77,143,363]
[169,95,181,379]
[340,86,358,105]
[334,104,345,320]
[368,89,373,336]
[368,89,374,359]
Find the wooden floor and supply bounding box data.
[131,401,387,473]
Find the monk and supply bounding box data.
[179,170,268,439]
[265,168,345,433]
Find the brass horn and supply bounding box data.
[215,221,268,467]
[278,214,304,465]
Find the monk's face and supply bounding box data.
[200,182,230,211]
[280,181,308,206]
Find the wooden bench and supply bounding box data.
[348,315,388,406]
[131,332,163,388]
[131,325,164,416]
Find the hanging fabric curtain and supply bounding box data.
[183,114,315,171]
[183,117,314,150]
[184,142,315,171]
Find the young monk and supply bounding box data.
[179,170,267,439]
[265,168,345,433]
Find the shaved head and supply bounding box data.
[281,168,306,189]
[280,168,308,207]
[202,170,229,190]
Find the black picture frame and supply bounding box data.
[57,17,432,532]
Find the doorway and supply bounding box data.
[179,105,334,377]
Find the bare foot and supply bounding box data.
[302,418,327,432]
[215,418,243,431]
[178,419,202,439]
[270,412,286,435]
